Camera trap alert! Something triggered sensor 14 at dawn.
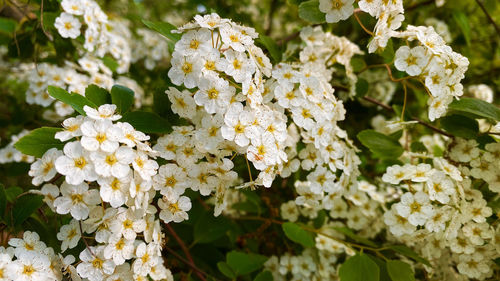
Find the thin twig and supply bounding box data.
[361,96,453,137]
[163,245,218,281]
[40,0,53,41]
[79,221,94,256]
[475,0,500,37]
[165,223,206,281]
[353,12,374,36]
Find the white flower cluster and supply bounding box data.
[167,13,291,189]
[468,84,494,103]
[17,59,143,120]
[381,140,500,280]
[0,231,78,280]
[319,0,355,23]
[26,104,176,281]
[394,25,469,121]
[0,130,34,164]
[55,0,132,73]
[132,29,170,70]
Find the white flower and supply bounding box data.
[83,104,121,121]
[103,235,134,265]
[132,242,158,276]
[383,207,415,236]
[109,208,146,241]
[281,201,299,222]
[153,164,187,200]
[77,246,116,281]
[90,146,134,178]
[132,151,158,181]
[221,102,253,147]
[61,0,85,15]
[394,191,434,226]
[168,52,202,88]
[217,49,255,83]
[116,122,150,148]
[57,219,81,252]
[55,116,85,141]
[81,119,124,152]
[220,24,253,52]
[394,46,429,76]
[55,141,97,185]
[40,183,59,211]
[98,175,131,208]
[247,132,278,170]
[175,29,212,56]
[55,12,81,39]
[29,148,62,186]
[194,75,234,114]
[426,170,454,203]
[8,254,51,281]
[158,195,192,223]
[457,253,490,279]
[53,181,100,220]
[165,87,197,119]
[8,231,46,260]
[319,0,354,23]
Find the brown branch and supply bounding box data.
[361,96,453,138]
[475,0,500,37]
[164,223,206,281]
[406,0,434,12]
[163,245,218,281]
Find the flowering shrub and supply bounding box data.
[0,0,499,280]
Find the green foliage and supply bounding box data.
[282,222,315,247]
[259,35,282,63]
[386,260,415,281]
[12,194,44,227]
[338,253,380,281]
[388,245,431,267]
[111,85,135,114]
[298,0,325,23]
[449,98,500,122]
[254,270,273,281]
[193,212,232,244]
[48,86,97,115]
[333,227,378,248]
[453,11,471,46]
[14,127,63,158]
[440,115,478,139]
[120,111,172,134]
[0,184,6,222]
[357,130,404,159]
[85,84,111,106]
[226,251,268,276]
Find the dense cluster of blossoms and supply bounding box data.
[55,0,132,73]
[4,104,175,281]
[380,137,500,280]
[15,60,144,120]
[131,28,170,70]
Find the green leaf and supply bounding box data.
[333,227,378,248]
[254,270,273,281]
[387,260,415,281]
[355,78,369,97]
[0,184,6,221]
[48,86,96,115]
[14,127,63,158]
[357,130,404,159]
[388,245,431,266]
[13,194,44,226]
[217,261,236,279]
[313,209,326,228]
[351,57,367,72]
[120,111,172,134]
[368,255,391,281]
[298,0,325,23]
[111,85,134,114]
[0,17,16,35]
[85,84,111,106]
[380,39,394,63]
[453,11,471,46]
[193,212,231,244]
[410,142,427,153]
[259,35,282,63]
[440,115,478,139]
[102,55,119,73]
[226,251,268,276]
[5,187,22,203]
[282,222,315,247]
[448,98,500,122]
[339,253,380,281]
[142,20,181,42]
